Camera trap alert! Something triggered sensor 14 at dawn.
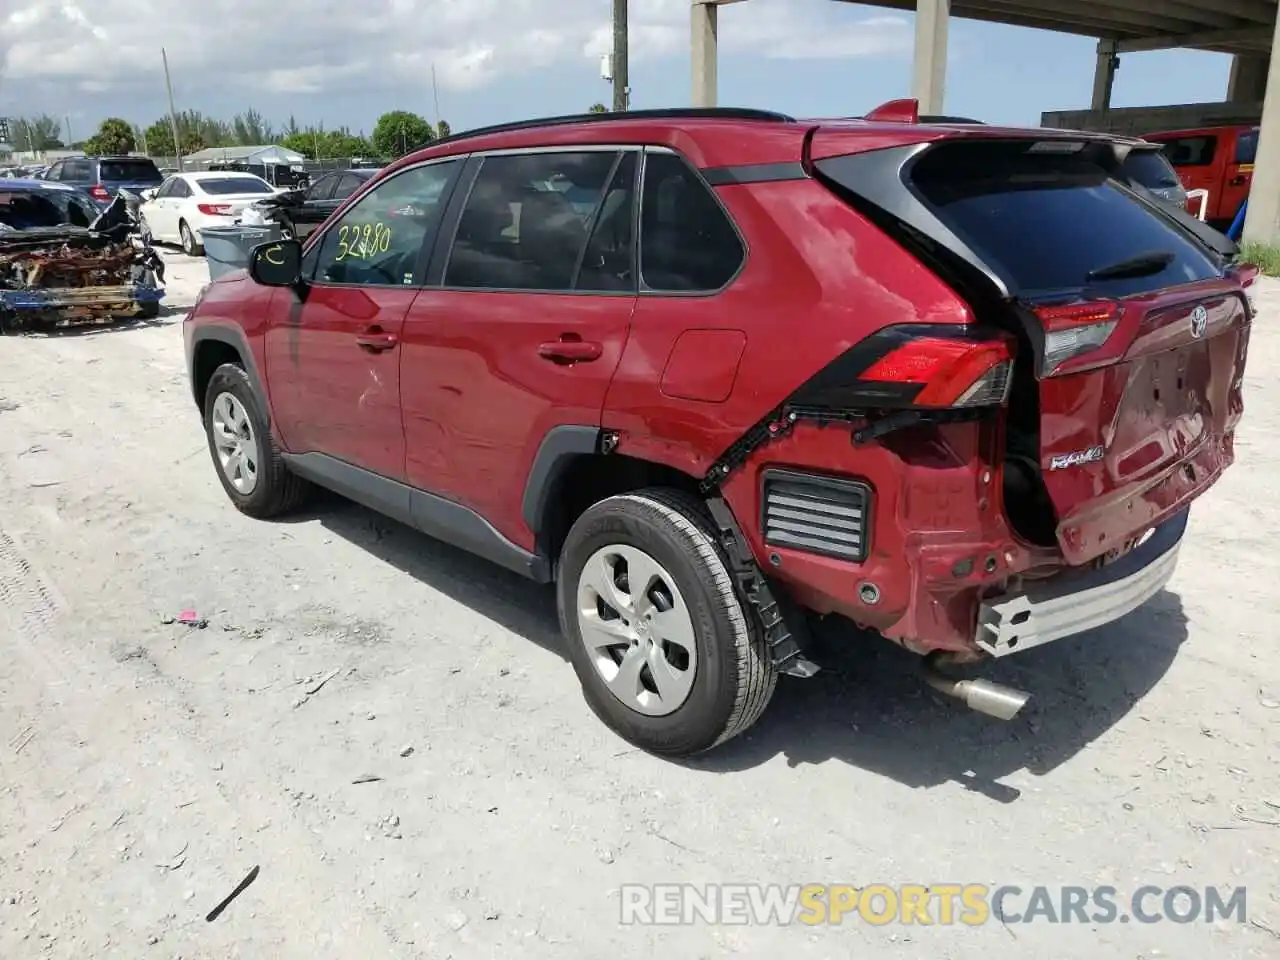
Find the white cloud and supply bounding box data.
[0,0,912,119]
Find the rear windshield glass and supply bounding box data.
[1122,151,1180,188]
[909,142,1220,298]
[99,159,163,182]
[198,177,273,195]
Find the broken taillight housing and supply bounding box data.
[859,334,1015,408]
[1033,300,1121,376]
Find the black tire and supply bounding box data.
[180,221,203,256]
[202,362,309,518]
[135,299,160,320]
[557,487,777,757]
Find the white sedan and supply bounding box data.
[139,171,279,256]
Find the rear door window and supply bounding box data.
[63,160,93,180]
[444,150,619,291]
[908,141,1220,299]
[1158,135,1217,166]
[639,152,744,292]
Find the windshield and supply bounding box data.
[909,141,1220,299]
[198,177,274,195]
[100,159,163,182]
[1121,150,1181,189]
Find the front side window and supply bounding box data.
[334,173,367,200]
[313,160,458,286]
[444,150,620,291]
[639,152,745,292]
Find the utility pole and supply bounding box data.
[162,47,185,171]
[612,0,629,111]
[65,115,73,146]
[431,64,442,128]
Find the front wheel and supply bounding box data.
[202,363,309,518]
[557,488,777,757]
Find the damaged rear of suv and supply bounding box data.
[184,104,1251,757]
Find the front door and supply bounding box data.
[1221,127,1257,225]
[263,158,464,481]
[400,148,639,549]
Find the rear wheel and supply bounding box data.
[180,220,203,256]
[557,488,777,757]
[202,362,309,518]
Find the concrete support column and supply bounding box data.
[692,2,718,107]
[1228,53,1270,104]
[1241,16,1280,244]
[912,0,950,115]
[1092,40,1119,111]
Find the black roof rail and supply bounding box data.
[413,107,797,154]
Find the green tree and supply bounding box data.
[436,119,452,138]
[11,114,63,151]
[231,108,275,146]
[143,116,206,157]
[82,117,136,156]
[588,103,609,114]
[371,111,434,159]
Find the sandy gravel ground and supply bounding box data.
[0,250,1277,959]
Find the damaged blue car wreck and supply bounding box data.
[1,179,165,333]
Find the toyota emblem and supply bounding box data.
[1190,305,1209,339]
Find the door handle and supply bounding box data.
[356,328,398,352]
[538,339,602,363]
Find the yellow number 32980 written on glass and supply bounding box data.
[335,222,392,261]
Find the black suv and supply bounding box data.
[42,155,165,205]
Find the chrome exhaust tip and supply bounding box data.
[923,656,1030,721]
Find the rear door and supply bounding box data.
[814,135,1250,565]
[399,147,638,548]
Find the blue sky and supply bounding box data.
[2,0,1239,138]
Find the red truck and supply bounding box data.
[1145,124,1258,230]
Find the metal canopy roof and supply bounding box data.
[834,0,1277,55]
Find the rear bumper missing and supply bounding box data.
[975,508,1188,657]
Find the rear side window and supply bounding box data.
[444,150,619,291]
[1235,130,1259,164]
[639,152,744,292]
[334,174,366,199]
[100,159,163,182]
[908,141,1220,299]
[1121,151,1180,189]
[63,160,92,180]
[1157,136,1217,166]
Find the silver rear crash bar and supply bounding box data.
[975,509,1189,658]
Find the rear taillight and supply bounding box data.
[858,334,1015,408]
[1033,301,1121,376]
[89,184,110,201]
[1232,262,1260,315]
[197,203,234,215]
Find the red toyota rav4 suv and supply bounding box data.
[184,103,1255,757]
